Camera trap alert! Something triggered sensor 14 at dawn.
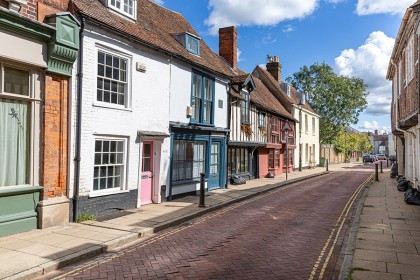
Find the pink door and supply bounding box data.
[140,142,153,205]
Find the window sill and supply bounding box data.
[172,179,202,186]
[93,102,132,112]
[88,188,129,198]
[189,121,215,127]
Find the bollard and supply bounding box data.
[198,172,206,208]
[326,159,329,171]
[380,160,383,173]
[375,163,379,181]
[387,158,389,167]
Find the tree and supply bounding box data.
[333,130,373,158]
[287,62,368,144]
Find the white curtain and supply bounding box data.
[0,99,28,187]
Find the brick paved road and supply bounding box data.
[52,168,374,280]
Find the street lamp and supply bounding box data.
[298,97,304,171]
[282,121,291,180]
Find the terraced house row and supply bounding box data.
[0,0,319,237]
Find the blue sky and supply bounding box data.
[155,0,414,134]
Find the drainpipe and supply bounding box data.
[73,17,85,222]
[226,83,232,188]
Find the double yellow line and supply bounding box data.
[308,173,373,280]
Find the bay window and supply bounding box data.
[172,140,206,183]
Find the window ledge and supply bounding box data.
[93,102,132,112]
[189,122,215,127]
[88,189,129,198]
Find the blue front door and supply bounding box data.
[208,142,220,190]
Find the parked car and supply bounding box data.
[376,154,386,160]
[362,154,375,163]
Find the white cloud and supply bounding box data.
[358,121,390,133]
[359,120,380,130]
[356,0,414,16]
[204,0,318,35]
[334,31,395,117]
[262,33,278,44]
[152,0,164,5]
[282,24,295,33]
[237,48,243,62]
[325,0,346,3]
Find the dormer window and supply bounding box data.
[108,0,136,19]
[174,33,201,56]
[186,34,200,55]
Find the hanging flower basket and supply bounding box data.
[241,124,253,138]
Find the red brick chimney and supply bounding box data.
[266,55,282,82]
[219,26,237,70]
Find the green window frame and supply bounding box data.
[190,71,214,125]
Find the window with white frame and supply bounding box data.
[305,114,308,134]
[406,36,414,86]
[398,61,402,96]
[0,62,40,188]
[93,138,126,191]
[312,117,315,136]
[172,140,206,183]
[108,0,136,19]
[97,50,128,107]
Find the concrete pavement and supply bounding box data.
[0,161,400,280]
[343,170,420,280]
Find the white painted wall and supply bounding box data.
[169,60,229,128]
[69,24,170,198]
[293,106,320,168]
[404,126,420,187]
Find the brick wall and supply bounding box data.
[219,26,237,70]
[399,33,419,123]
[320,145,345,164]
[42,75,68,199]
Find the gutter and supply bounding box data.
[73,17,85,222]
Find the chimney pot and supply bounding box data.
[266,55,282,82]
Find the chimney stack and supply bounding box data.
[219,26,237,71]
[374,130,378,135]
[266,55,282,82]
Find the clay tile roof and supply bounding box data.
[289,87,316,114]
[231,74,249,84]
[73,0,236,77]
[251,76,294,121]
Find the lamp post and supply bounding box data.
[282,122,291,180]
[298,98,304,171]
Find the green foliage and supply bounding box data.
[77,213,96,223]
[287,62,368,144]
[333,130,373,155]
